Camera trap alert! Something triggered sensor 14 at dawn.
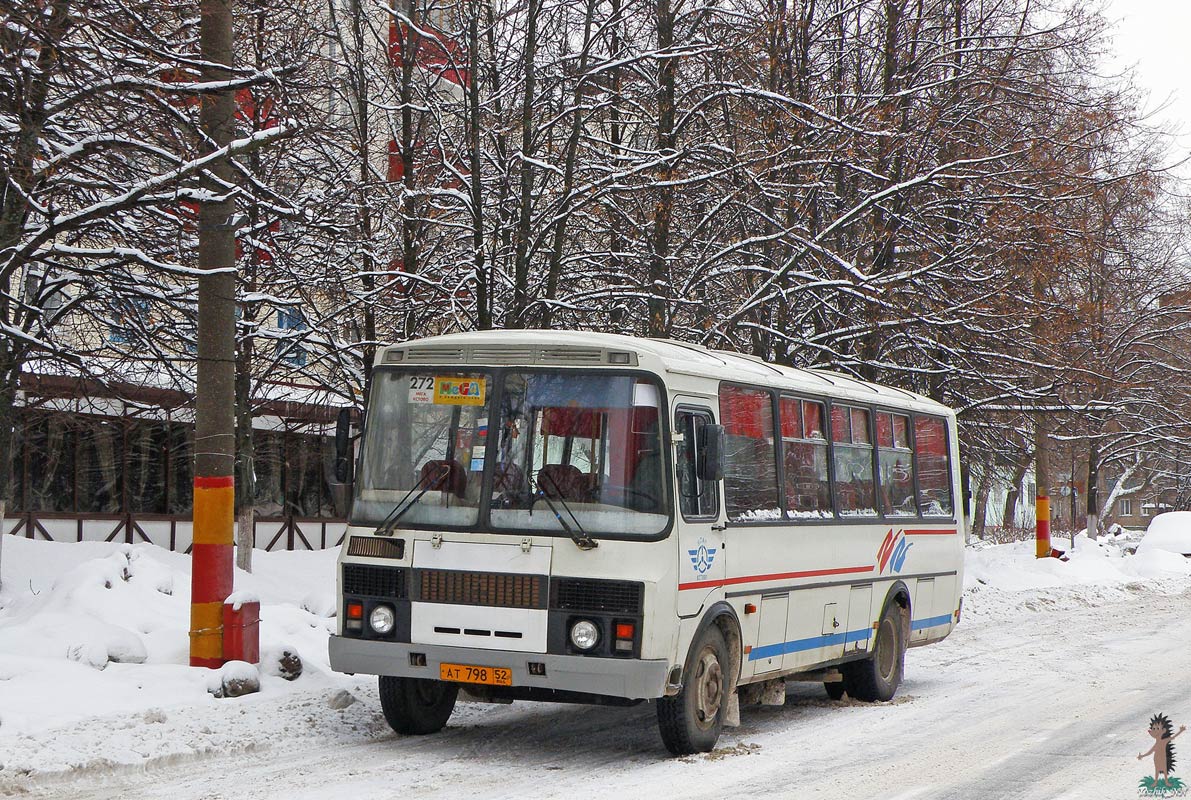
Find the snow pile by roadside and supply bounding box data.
[963,531,1191,624]
[966,532,1191,592]
[0,536,346,744]
[1137,510,1191,556]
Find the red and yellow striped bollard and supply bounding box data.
[190,475,234,668]
[1035,495,1051,559]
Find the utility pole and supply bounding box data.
[190,0,238,669]
[1034,419,1051,558]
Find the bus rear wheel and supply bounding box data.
[841,602,905,702]
[378,675,458,735]
[657,625,728,755]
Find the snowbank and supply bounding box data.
[1137,511,1191,556]
[961,533,1191,629]
[965,533,1191,593]
[0,536,342,740]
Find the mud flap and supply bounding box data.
[723,691,741,728]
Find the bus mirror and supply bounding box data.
[697,424,725,482]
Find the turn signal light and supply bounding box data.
[347,602,364,620]
[615,622,635,640]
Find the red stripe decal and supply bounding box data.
[194,475,235,489]
[903,529,957,536]
[679,564,872,592]
[876,528,896,572]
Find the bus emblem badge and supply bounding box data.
[688,538,717,575]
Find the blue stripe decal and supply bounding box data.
[748,628,872,661]
[911,614,952,631]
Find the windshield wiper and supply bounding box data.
[537,471,597,551]
[374,464,447,536]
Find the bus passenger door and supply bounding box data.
[673,404,725,618]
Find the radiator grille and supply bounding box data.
[343,564,406,598]
[552,578,644,615]
[418,570,546,609]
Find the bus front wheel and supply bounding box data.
[841,602,905,702]
[656,624,728,755]
[378,675,458,735]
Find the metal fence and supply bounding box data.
[2,511,346,553]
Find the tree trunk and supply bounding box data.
[508,0,541,328]
[0,360,10,589]
[1085,440,1100,539]
[972,467,992,539]
[235,357,255,572]
[467,11,490,330]
[0,343,20,589]
[647,0,676,338]
[398,0,421,341]
[345,0,377,396]
[606,0,625,330]
[540,0,597,329]
[0,6,69,575]
[1002,459,1029,529]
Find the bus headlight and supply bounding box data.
[369,604,395,635]
[569,619,599,650]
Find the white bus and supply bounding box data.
[329,330,964,754]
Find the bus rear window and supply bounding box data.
[914,416,953,516]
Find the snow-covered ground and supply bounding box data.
[2,526,1190,799]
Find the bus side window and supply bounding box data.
[675,410,718,519]
[719,386,780,522]
[914,416,953,516]
[878,412,917,517]
[780,396,831,518]
[832,405,877,517]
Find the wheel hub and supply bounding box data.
[694,648,723,728]
[877,617,896,680]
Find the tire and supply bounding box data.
[657,624,730,755]
[841,602,905,702]
[378,675,459,735]
[824,681,846,701]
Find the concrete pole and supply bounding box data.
[1035,417,1051,559]
[190,0,238,668]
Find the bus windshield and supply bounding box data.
[353,370,493,529]
[351,369,670,538]
[489,372,668,537]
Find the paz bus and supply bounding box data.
[328,330,964,754]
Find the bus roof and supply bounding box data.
[377,330,952,416]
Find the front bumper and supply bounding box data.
[329,636,670,700]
